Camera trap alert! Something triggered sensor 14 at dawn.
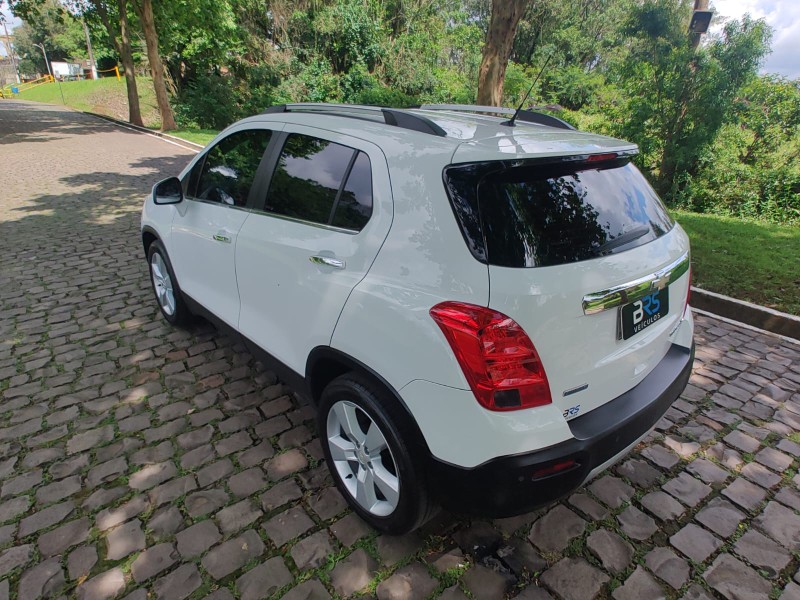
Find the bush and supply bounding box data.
[174,74,242,129]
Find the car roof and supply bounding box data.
[239,104,637,164]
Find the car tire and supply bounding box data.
[318,373,435,534]
[147,240,191,326]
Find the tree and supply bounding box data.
[477,0,529,106]
[130,0,176,130]
[90,0,144,126]
[9,0,86,74]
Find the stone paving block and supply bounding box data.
[260,479,303,512]
[0,495,32,524]
[216,499,263,536]
[263,506,315,547]
[662,472,712,507]
[18,556,65,599]
[641,491,685,521]
[670,523,722,563]
[529,505,586,552]
[106,518,146,560]
[148,506,185,540]
[755,501,800,551]
[67,545,98,580]
[176,520,222,558]
[280,579,331,600]
[308,487,348,521]
[617,506,657,540]
[202,529,265,580]
[131,542,178,583]
[612,566,666,600]
[129,461,178,491]
[641,445,680,469]
[237,441,275,468]
[703,554,772,599]
[734,529,791,578]
[694,497,745,538]
[330,548,378,597]
[184,489,229,518]
[0,544,34,577]
[266,449,308,480]
[586,528,632,574]
[76,568,125,600]
[567,492,609,520]
[236,557,293,600]
[645,547,689,589]
[755,446,794,472]
[131,441,175,467]
[439,586,470,600]
[540,557,609,600]
[196,459,234,487]
[153,563,202,600]
[291,530,336,570]
[588,475,634,509]
[330,513,371,547]
[462,563,513,600]
[38,517,89,557]
[95,495,150,531]
[722,477,767,512]
[616,458,662,488]
[723,430,761,453]
[685,458,729,484]
[228,467,269,498]
[742,461,782,488]
[148,474,197,507]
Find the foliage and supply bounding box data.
[11,0,87,74]
[9,0,799,225]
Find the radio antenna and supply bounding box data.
[502,52,555,127]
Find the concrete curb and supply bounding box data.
[85,111,205,152]
[691,286,800,341]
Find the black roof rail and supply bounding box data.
[418,104,576,131]
[262,103,447,137]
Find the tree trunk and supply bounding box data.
[477,0,530,107]
[690,0,710,50]
[94,0,144,127]
[132,0,177,131]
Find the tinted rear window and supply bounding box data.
[446,160,673,268]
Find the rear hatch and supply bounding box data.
[445,147,691,421]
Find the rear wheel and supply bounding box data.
[147,240,190,326]
[318,373,434,533]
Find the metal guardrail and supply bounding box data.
[1,74,55,99]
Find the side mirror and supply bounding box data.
[153,177,183,205]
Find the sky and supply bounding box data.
[1,1,798,79]
[712,0,800,79]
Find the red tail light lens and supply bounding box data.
[429,301,552,411]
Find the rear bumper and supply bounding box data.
[428,342,694,517]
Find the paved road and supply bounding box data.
[1,101,799,600]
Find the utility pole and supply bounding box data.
[34,42,66,104]
[689,0,712,50]
[82,19,97,80]
[2,20,19,84]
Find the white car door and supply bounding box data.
[235,126,393,375]
[170,127,275,328]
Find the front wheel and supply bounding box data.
[318,374,435,534]
[147,240,190,326]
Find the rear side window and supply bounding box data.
[264,134,373,231]
[446,160,673,268]
[193,129,271,207]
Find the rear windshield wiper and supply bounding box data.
[594,226,650,256]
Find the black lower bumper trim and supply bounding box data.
[429,343,694,517]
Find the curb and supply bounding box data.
[691,286,800,341]
[85,111,205,152]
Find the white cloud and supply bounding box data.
[711,0,800,79]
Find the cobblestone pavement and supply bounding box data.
[1,100,800,600]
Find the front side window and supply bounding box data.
[193,129,272,207]
[264,134,373,231]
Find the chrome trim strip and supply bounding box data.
[582,252,690,316]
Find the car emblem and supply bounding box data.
[651,273,670,291]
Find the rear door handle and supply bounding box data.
[309,255,345,269]
[213,232,231,244]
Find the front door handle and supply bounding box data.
[310,255,345,269]
[213,232,231,243]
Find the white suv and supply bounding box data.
[141,103,694,533]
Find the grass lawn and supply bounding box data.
[15,77,213,146]
[673,209,800,315]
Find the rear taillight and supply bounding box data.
[429,301,552,411]
[683,267,692,318]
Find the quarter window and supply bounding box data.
[264,134,373,231]
[193,130,271,207]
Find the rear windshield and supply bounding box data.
[445,159,674,268]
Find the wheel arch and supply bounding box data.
[306,346,432,456]
[142,225,160,257]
